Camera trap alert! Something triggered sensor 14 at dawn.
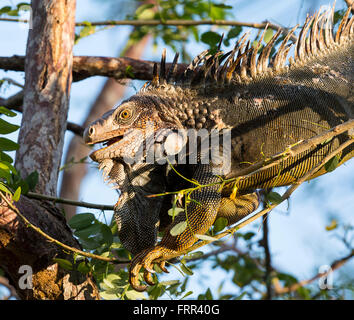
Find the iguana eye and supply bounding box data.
[117,107,134,123]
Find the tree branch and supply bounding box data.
[0,17,288,31]
[0,191,126,264]
[0,55,188,82]
[273,250,354,295]
[262,212,273,300]
[26,191,114,211]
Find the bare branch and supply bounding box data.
[0,192,126,265]
[0,17,288,31]
[26,191,114,211]
[273,250,354,294]
[0,55,188,82]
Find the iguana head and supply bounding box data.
[83,92,188,165]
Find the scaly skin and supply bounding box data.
[84,8,354,291]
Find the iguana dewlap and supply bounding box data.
[84,7,354,291]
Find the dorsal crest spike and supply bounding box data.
[144,5,352,92]
[258,28,282,72]
[152,63,159,86]
[166,52,179,83]
[159,48,167,83]
[274,24,298,70]
[250,24,268,77]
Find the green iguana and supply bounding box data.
[84,7,354,291]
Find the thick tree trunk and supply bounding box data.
[15,0,75,195]
[0,0,100,299]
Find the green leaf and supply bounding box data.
[135,3,155,17]
[213,217,228,233]
[184,251,204,260]
[226,26,242,40]
[263,28,274,44]
[170,221,187,236]
[0,118,20,134]
[77,261,91,274]
[74,222,102,239]
[265,191,283,205]
[100,290,119,300]
[243,232,255,240]
[0,106,17,117]
[79,237,102,250]
[0,168,11,181]
[159,280,180,287]
[0,6,11,15]
[0,137,19,151]
[180,262,193,276]
[234,292,247,300]
[0,182,11,194]
[125,290,146,300]
[180,291,193,300]
[194,234,217,242]
[13,186,21,201]
[100,224,113,247]
[324,155,340,172]
[204,288,213,300]
[0,151,13,163]
[211,4,233,9]
[201,31,222,47]
[25,171,38,191]
[168,207,184,217]
[53,258,73,271]
[68,213,95,230]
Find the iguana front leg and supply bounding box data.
[129,164,221,291]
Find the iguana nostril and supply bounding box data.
[89,127,95,136]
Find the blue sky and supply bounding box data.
[1,0,353,299]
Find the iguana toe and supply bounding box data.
[129,246,174,291]
[144,270,155,286]
[158,261,169,273]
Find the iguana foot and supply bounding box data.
[129,246,175,291]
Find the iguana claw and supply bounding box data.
[129,246,173,291]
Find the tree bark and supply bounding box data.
[0,55,188,82]
[0,0,100,299]
[0,196,99,300]
[15,0,75,195]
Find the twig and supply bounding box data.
[273,250,354,294]
[0,55,188,82]
[0,17,286,31]
[26,192,114,211]
[262,212,273,300]
[0,191,127,264]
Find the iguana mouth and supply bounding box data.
[103,136,122,147]
[90,136,124,161]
